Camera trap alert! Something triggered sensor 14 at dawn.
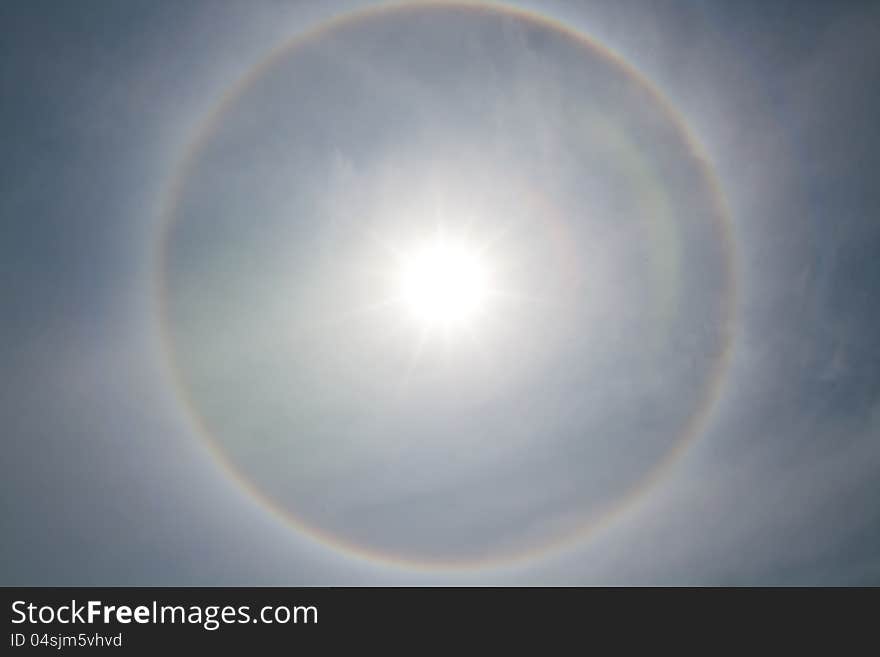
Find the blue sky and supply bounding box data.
[2,0,879,585]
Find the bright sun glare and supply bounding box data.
[398,238,489,330]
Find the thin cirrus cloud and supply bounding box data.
[1,0,878,585]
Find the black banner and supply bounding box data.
[1,587,874,651]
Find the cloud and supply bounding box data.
[3,0,879,584]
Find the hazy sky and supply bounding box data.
[2,0,879,585]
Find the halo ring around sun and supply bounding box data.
[155,1,737,572]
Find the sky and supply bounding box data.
[2,0,879,585]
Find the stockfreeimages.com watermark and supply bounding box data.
[11,600,317,632]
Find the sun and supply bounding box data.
[397,237,490,330]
